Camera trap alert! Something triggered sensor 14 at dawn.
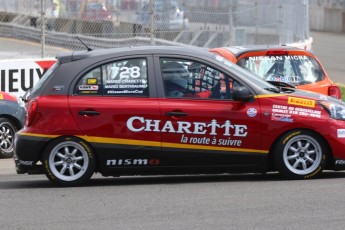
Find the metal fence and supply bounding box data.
[0,0,310,59]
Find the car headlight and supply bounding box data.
[319,101,345,120]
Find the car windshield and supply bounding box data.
[214,54,278,91]
[237,55,325,86]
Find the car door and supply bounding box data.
[68,56,162,171]
[154,56,266,169]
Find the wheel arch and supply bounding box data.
[40,135,99,171]
[267,128,333,171]
[0,115,23,131]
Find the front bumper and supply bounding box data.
[320,119,345,171]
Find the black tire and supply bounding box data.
[42,136,95,186]
[274,130,327,179]
[0,118,17,158]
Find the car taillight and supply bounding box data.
[328,85,342,99]
[266,49,288,56]
[25,100,38,127]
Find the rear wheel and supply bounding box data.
[42,137,95,186]
[274,130,327,179]
[0,118,17,158]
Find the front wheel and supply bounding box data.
[0,118,17,158]
[274,130,327,179]
[42,137,95,186]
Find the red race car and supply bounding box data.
[14,46,345,186]
[210,45,341,99]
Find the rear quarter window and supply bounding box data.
[75,58,149,97]
[29,61,59,98]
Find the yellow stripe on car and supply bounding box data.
[19,132,268,154]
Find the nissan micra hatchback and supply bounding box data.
[14,46,345,186]
[210,46,342,99]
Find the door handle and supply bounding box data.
[165,111,188,117]
[78,110,101,116]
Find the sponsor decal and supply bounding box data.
[266,75,301,83]
[78,85,99,90]
[87,78,98,84]
[247,108,257,117]
[304,166,322,179]
[106,89,145,94]
[18,160,34,166]
[291,107,321,118]
[282,131,301,145]
[127,116,248,147]
[337,129,345,138]
[249,56,308,61]
[271,114,294,122]
[127,116,248,137]
[272,104,289,114]
[288,97,315,108]
[78,140,94,159]
[335,160,345,165]
[44,160,55,179]
[272,104,321,118]
[106,158,160,166]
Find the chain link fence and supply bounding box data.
[0,0,310,59]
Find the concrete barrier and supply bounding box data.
[310,6,345,33]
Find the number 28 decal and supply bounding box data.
[117,66,141,79]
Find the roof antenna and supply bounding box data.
[76,36,93,51]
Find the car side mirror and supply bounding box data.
[233,86,253,102]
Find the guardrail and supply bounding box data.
[0,21,194,52]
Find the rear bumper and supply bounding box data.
[334,159,345,171]
[14,132,50,174]
[14,157,44,174]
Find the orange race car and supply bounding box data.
[210,46,341,99]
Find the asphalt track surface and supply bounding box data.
[1,32,345,230]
